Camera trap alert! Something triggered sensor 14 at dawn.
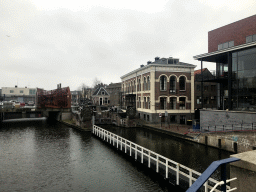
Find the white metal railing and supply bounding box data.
[210,178,237,192]
[93,125,231,192]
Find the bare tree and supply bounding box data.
[92,77,103,89]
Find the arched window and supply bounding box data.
[144,77,147,91]
[147,76,150,90]
[179,76,186,91]
[160,76,167,91]
[170,76,176,93]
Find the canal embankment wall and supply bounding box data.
[230,150,256,192]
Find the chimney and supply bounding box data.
[140,65,144,68]
[147,61,152,65]
[155,57,160,61]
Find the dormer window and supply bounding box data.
[102,92,105,95]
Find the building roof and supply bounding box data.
[194,68,207,75]
[194,37,256,62]
[121,57,196,79]
[92,87,110,96]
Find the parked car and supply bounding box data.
[28,101,35,106]
[20,102,25,107]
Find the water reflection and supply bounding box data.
[0,122,172,192]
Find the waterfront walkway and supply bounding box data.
[144,123,193,135]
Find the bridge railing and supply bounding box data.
[93,125,236,191]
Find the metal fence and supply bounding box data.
[200,123,256,132]
[93,125,232,192]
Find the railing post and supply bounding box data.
[166,159,168,179]
[148,151,151,168]
[141,148,143,163]
[117,136,119,149]
[189,169,192,187]
[130,143,132,156]
[135,145,137,160]
[176,163,179,185]
[221,164,227,192]
[113,135,115,146]
[121,139,122,151]
[156,155,159,173]
[205,180,208,192]
[125,140,127,153]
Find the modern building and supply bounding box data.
[193,15,256,127]
[194,15,256,111]
[1,86,37,103]
[194,68,217,110]
[121,57,196,124]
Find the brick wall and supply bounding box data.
[208,15,256,52]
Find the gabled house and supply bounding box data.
[92,86,110,106]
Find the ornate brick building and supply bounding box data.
[121,57,196,124]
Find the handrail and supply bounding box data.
[93,125,239,191]
[186,158,240,192]
[210,178,237,192]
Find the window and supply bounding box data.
[147,97,150,109]
[20,90,23,93]
[138,79,141,91]
[138,97,141,108]
[197,96,202,104]
[211,85,216,91]
[160,76,167,91]
[196,85,201,91]
[147,76,150,90]
[29,89,36,95]
[105,98,108,104]
[10,90,14,93]
[179,76,186,91]
[147,115,149,121]
[160,97,167,109]
[170,97,177,109]
[170,76,176,93]
[204,86,208,91]
[179,97,186,109]
[144,97,146,108]
[102,92,105,95]
[170,115,176,123]
[134,80,136,91]
[144,77,147,91]
[218,41,234,50]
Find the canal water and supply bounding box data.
[0,121,233,191]
[0,121,174,192]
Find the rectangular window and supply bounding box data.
[211,85,216,91]
[179,97,186,109]
[246,35,253,43]
[160,97,166,109]
[196,85,201,91]
[105,98,108,104]
[223,42,228,49]
[218,44,223,50]
[29,89,36,95]
[10,90,14,93]
[170,115,176,123]
[197,96,202,104]
[170,97,177,109]
[147,97,150,109]
[144,97,146,108]
[20,90,23,93]
[253,34,256,42]
[229,41,234,47]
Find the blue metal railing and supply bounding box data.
[186,157,240,192]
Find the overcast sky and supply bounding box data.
[1,0,256,90]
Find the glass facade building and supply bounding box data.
[232,47,256,111]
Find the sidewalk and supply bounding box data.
[144,123,193,135]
